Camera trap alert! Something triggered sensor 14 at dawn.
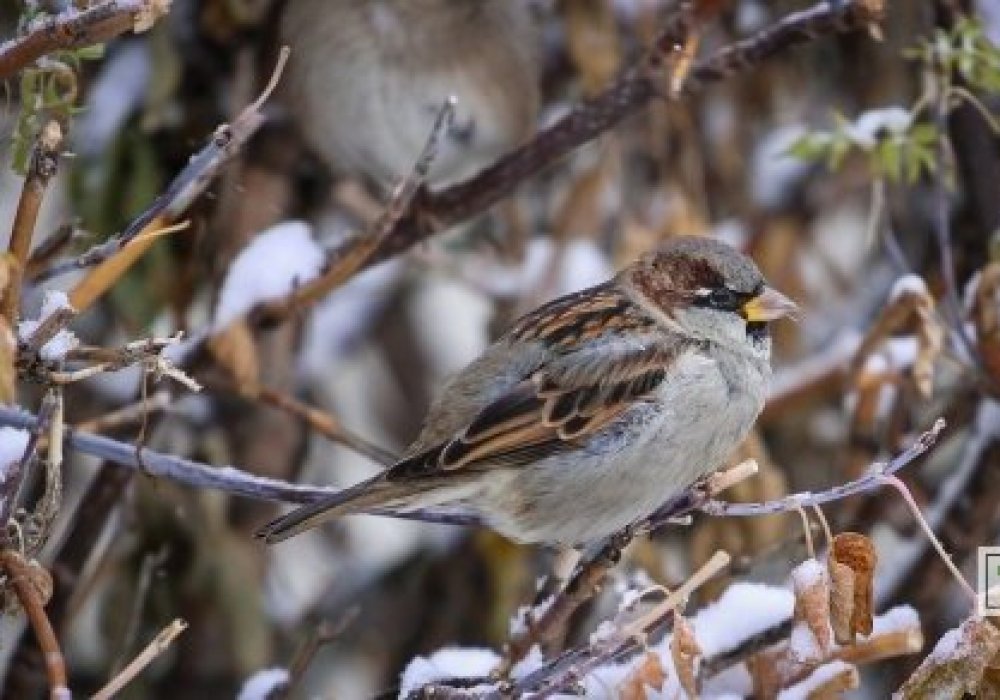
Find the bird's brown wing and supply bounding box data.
[257,284,690,544]
[388,287,691,479]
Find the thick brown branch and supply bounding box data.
[0,0,169,80]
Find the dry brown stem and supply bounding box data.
[0,550,67,699]
[92,618,187,700]
[2,121,63,326]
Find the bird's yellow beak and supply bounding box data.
[741,286,798,322]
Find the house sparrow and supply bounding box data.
[258,236,797,546]
[280,0,540,188]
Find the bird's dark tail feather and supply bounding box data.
[256,475,421,544]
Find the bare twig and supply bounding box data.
[252,384,395,467]
[278,610,358,700]
[0,550,67,699]
[110,546,168,675]
[2,121,63,326]
[92,618,187,700]
[72,391,172,434]
[0,0,170,80]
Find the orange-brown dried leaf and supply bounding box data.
[619,651,666,700]
[828,533,876,644]
[850,279,941,399]
[671,614,702,698]
[208,320,260,391]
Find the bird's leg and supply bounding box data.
[533,546,582,605]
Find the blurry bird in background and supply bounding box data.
[279,0,541,189]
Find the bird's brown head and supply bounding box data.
[623,236,797,349]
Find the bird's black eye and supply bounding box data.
[695,286,742,312]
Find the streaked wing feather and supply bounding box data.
[386,284,691,481]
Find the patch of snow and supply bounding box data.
[17,291,78,361]
[976,0,1000,45]
[463,238,612,301]
[214,221,325,329]
[511,644,544,679]
[890,273,928,301]
[790,558,826,590]
[0,427,29,467]
[789,621,823,663]
[776,660,854,700]
[398,647,499,698]
[927,626,961,663]
[736,0,768,33]
[845,107,913,149]
[868,605,919,637]
[236,667,290,700]
[691,582,794,658]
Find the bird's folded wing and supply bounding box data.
[389,333,689,479]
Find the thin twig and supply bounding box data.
[92,618,187,700]
[72,391,172,434]
[0,550,68,699]
[253,385,395,466]
[2,120,62,326]
[698,419,946,516]
[110,546,169,675]
[0,0,170,80]
[278,609,358,700]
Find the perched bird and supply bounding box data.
[258,237,797,547]
[280,0,540,188]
